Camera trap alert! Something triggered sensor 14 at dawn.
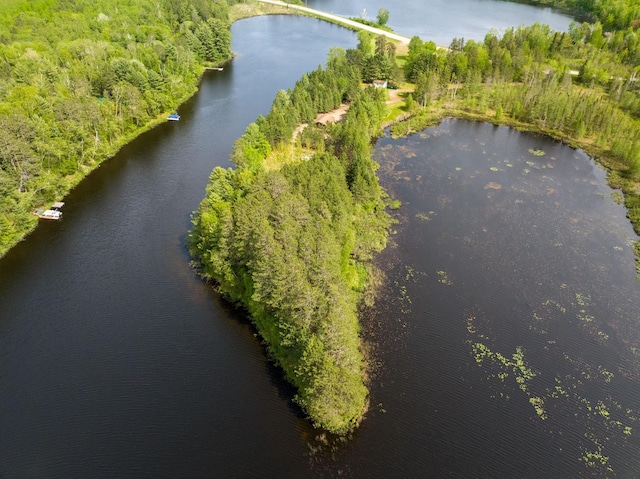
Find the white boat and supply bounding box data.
[168,113,180,121]
[35,201,64,220]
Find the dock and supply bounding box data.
[35,202,65,220]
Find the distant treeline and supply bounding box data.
[401,24,639,158]
[0,0,235,256]
[188,48,392,434]
[525,0,640,30]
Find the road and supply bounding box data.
[257,0,412,44]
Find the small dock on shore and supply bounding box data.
[35,202,65,220]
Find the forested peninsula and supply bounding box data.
[0,0,236,257]
[188,53,392,433]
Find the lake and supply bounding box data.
[307,0,577,45]
[1,5,637,479]
[368,119,640,477]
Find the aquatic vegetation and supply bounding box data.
[388,117,640,474]
[598,366,614,383]
[388,199,402,210]
[436,270,453,285]
[466,315,485,337]
[397,283,412,312]
[528,149,546,156]
[469,342,537,395]
[551,379,569,398]
[415,212,433,221]
[596,401,610,418]
[611,191,624,204]
[404,265,426,282]
[529,396,547,419]
[466,303,639,476]
[543,299,567,314]
[581,450,610,468]
[394,273,416,315]
[575,292,591,307]
[577,313,594,323]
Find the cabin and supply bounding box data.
[372,79,388,89]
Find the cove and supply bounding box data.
[366,118,640,477]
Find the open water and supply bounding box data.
[307,0,576,45]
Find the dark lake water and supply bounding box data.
[307,0,577,45]
[370,119,640,478]
[1,8,638,479]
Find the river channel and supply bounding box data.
[1,6,638,479]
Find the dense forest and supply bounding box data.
[0,0,235,256]
[527,0,640,30]
[188,49,392,433]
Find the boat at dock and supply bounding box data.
[35,202,65,220]
[168,113,180,121]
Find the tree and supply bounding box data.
[357,30,374,57]
[376,7,389,26]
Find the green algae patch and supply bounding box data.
[466,295,640,477]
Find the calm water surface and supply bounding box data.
[368,119,640,477]
[307,0,577,45]
[0,16,357,478]
[1,9,638,479]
